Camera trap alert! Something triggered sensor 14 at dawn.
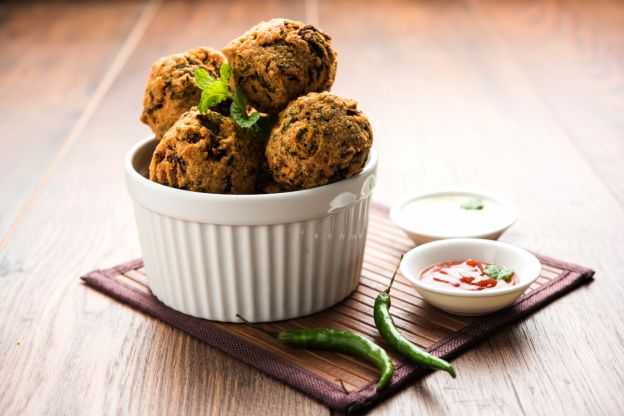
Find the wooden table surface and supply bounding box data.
[1,0,623,414]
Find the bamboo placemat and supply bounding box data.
[81,204,594,414]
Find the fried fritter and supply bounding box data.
[141,47,226,140]
[149,108,261,194]
[265,92,372,189]
[223,19,337,114]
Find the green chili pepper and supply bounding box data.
[236,314,394,390]
[374,255,457,378]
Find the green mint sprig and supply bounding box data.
[194,64,261,130]
[483,264,515,282]
[230,85,261,128]
[460,198,484,210]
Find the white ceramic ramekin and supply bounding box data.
[125,136,377,322]
[401,239,541,316]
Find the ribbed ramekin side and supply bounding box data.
[251,225,273,321]
[133,196,373,322]
[187,220,208,317]
[204,223,225,319]
[269,223,287,320]
[133,204,158,294]
[311,215,332,311]
[352,197,371,291]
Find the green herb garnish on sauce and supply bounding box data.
[498,269,515,282]
[194,64,261,130]
[460,198,484,210]
[483,264,515,282]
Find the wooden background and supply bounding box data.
[1,0,623,414]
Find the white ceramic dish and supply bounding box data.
[125,136,377,322]
[401,238,541,316]
[390,188,518,245]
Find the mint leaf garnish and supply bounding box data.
[231,104,261,127]
[198,90,210,112]
[498,269,515,282]
[232,84,247,111]
[194,68,261,131]
[219,63,232,83]
[230,86,261,128]
[483,264,515,281]
[194,68,230,113]
[202,82,230,107]
[483,264,501,279]
[194,67,216,90]
[461,198,484,210]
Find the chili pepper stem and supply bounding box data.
[337,379,349,394]
[236,313,278,338]
[384,254,404,294]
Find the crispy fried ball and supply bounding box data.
[265,92,372,189]
[223,19,337,114]
[141,47,226,140]
[149,108,261,194]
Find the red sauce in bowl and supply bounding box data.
[419,259,516,291]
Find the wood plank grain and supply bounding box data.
[0,0,149,242]
[468,0,624,206]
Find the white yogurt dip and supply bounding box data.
[390,190,517,244]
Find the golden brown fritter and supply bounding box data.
[265,92,372,190]
[149,108,261,194]
[141,47,226,140]
[223,18,337,114]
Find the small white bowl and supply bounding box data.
[390,188,518,245]
[125,136,378,322]
[400,238,541,316]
